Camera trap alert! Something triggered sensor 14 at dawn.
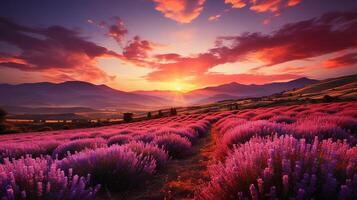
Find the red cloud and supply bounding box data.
[216,10,357,69]
[123,36,154,60]
[151,0,205,23]
[324,52,357,68]
[287,0,301,7]
[145,11,357,83]
[0,17,117,83]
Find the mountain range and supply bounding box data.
[0,77,319,113]
[134,77,318,105]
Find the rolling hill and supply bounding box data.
[0,81,167,111]
[0,77,325,114]
[185,77,318,104]
[284,74,357,99]
[135,77,318,104]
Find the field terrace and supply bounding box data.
[0,112,227,199]
[198,101,357,200]
[1,101,357,199]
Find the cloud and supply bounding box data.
[208,14,222,21]
[123,36,154,60]
[225,0,246,9]
[217,10,357,69]
[151,0,205,23]
[144,10,357,84]
[323,52,357,68]
[287,0,302,7]
[195,73,300,85]
[0,17,117,83]
[154,53,182,62]
[107,17,128,44]
[225,0,302,15]
[88,17,128,44]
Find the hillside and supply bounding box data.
[135,78,318,105]
[0,81,167,111]
[284,74,357,99]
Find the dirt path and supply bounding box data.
[119,128,218,200]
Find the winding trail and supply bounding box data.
[123,127,218,200]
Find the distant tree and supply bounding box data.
[0,108,6,123]
[233,103,239,110]
[147,112,152,119]
[170,108,177,116]
[123,112,133,122]
[323,95,334,102]
[0,108,7,133]
[37,126,53,132]
[158,110,163,118]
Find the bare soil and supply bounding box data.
[101,128,218,200]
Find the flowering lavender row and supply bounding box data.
[0,112,225,199]
[197,135,357,200]
[0,112,223,162]
[198,102,357,199]
[214,102,357,157]
[57,145,157,190]
[0,156,99,200]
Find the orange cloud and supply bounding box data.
[225,0,302,15]
[323,52,357,68]
[225,0,246,8]
[151,0,205,23]
[250,0,281,13]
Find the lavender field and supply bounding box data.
[0,102,357,199]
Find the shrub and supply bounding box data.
[291,118,351,142]
[58,145,156,190]
[155,127,199,143]
[124,141,168,169]
[189,120,210,137]
[197,135,357,200]
[134,133,156,144]
[154,134,192,159]
[269,115,296,124]
[52,138,107,159]
[215,117,247,135]
[107,135,132,146]
[0,141,60,162]
[220,120,288,152]
[0,156,99,200]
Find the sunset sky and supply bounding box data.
[0,0,356,92]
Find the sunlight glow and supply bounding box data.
[169,80,194,92]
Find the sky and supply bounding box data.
[0,0,356,92]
